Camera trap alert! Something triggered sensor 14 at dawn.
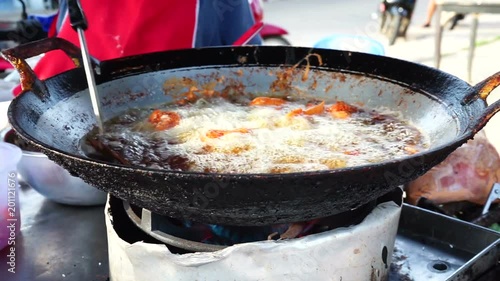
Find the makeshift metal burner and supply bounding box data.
[106,188,403,281]
[122,188,387,252]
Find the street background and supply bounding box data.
[0,0,499,149]
[264,0,500,150]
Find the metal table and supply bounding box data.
[434,0,500,82]
[0,184,109,281]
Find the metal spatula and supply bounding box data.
[68,0,104,134]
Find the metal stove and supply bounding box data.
[104,188,500,281]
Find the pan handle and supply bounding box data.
[461,71,500,133]
[1,37,100,99]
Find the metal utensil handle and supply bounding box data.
[0,37,99,99]
[68,0,104,133]
[77,29,104,133]
[68,0,88,30]
[461,71,500,134]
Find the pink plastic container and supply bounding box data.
[0,142,22,250]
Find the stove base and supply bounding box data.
[105,195,402,281]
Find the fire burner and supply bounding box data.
[122,188,393,252]
[106,188,403,281]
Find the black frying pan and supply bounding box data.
[3,38,500,225]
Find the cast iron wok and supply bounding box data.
[4,38,500,225]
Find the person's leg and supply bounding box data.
[423,0,436,27]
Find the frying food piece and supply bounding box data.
[331,111,350,119]
[206,128,250,139]
[344,150,360,156]
[286,101,325,118]
[329,101,358,113]
[319,158,347,169]
[304,101,325,115]
[88,96,428,174]
[286,108,304,118]
[329,101,358,119]
[249,97,286,106]
[404,146,419,155]
[148,110,181,131]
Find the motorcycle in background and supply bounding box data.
[250,0,291,46]
[378,0,416,45]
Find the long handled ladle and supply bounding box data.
[67,0,104,134]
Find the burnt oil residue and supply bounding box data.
[389,246,412,281]
[368,246,390,281]
[102,91,148,107]
[389,263,413,281]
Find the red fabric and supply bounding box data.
[13,0,197,96]
[0,59,12,71]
